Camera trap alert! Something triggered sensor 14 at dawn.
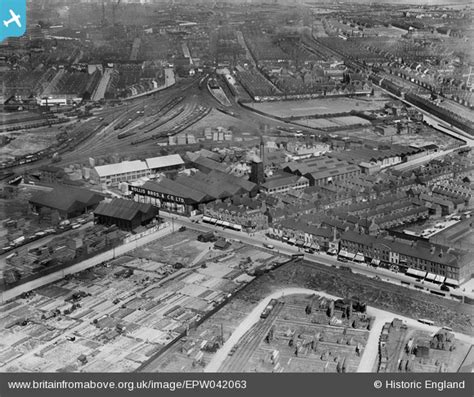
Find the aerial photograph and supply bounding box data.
[0,0,472,382]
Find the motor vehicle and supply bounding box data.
[263,243,274,249]
[418,318,434,326]
[441,326,453,332]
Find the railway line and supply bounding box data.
[218,300,284,372]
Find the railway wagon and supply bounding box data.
[260,299,279,319]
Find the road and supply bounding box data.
[161,213,473,300]
[203,287,473,373]
[92,68,113,102]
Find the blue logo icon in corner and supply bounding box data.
[0,0,26,42]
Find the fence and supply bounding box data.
[123,222,169,244]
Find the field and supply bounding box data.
[248,97,387,118]
[296,116,371,129]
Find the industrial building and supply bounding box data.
[145,154,185,174]
[91,160,150,185]
[94,198,159,231]
[29,186,105,219]
[90,155,185,185]
[129,170,257,216]
[260,172,309,194]
[282,156,361,187]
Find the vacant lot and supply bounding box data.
[131,229,203,267]
[0,128,59,160]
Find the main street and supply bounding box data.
[160,212,473,300]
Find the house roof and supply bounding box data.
[341,230,458,267]
[419,194,453,207]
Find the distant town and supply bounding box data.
[0,0,472,374]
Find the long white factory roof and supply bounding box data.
[94,154,184,177]
[146,154,184,170]
[94,160,149,178]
